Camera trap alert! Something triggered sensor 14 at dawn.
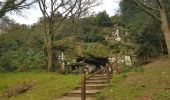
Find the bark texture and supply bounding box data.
[159,0,170,58]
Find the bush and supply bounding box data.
[0,49,45,72]
[0,55,13,72]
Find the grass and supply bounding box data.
[0,72,80,100]
[97,58,170,100]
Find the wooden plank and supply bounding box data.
[81,74,86,100]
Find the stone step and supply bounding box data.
[88,77,107,80]
[66,90,101,97]
[93,74,106,77]
[55,96,96,100]
[91,76,106,79]
[86,80,107,84]
[76,84,106,90]
[55,73,112,100]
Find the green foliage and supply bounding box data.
[109,43,120,54]
[0,24,44,72]
[84,32,105,43]
[83,43,112,57]
[0,49,45,72]
[0,55,12,72]
[96,11,113,27]
[51,11,115,63]
[14,50,44,71]
[119,0,167,62]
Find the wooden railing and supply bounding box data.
[81,63,110,100]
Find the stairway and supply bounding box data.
[55,74,108,100]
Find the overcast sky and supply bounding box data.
[7,0,121,25]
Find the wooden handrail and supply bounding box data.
[86,67,105,80]
[81,63,110,100]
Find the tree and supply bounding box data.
[70,0,101,33]
[38,0,101,71]
[96,11,112,27]
[0,0,36,18]
[125,0,170,58]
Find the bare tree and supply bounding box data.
[127,0,170,58]
[0,0,36,18]
[71,0,102,33]
[37,0,101,71]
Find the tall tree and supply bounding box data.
[0,0,36,18]
[125,0,170,58]
[70,0,101,33]
[96,11,112,27]
[38,0,101,71]
[120,0,166,60]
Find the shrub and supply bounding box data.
[0,55,13,72]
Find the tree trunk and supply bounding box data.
[159,2,170,58]
[47,40,53,71]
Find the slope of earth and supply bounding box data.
[0,72,80,100]
[97,57,170,100]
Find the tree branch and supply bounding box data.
[130,0,161,21]
[0,0,37,18]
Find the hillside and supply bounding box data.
[98,57,170,100]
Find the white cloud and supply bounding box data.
[93,0,120,16]
[7,3,42,25]
[7,0,121,25]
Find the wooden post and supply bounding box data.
[106,63,110,83]
[81,74,86,100]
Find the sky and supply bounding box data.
[7,0,121,25]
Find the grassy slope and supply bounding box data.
[98,58,170,100]
[0,72,80,100]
